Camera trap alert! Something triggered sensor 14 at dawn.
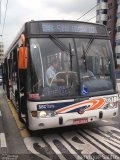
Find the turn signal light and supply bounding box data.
[31,111,37,117]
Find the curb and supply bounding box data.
[6,99,30,138]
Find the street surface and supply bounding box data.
[24,115,120,160]
[0,86,120,160]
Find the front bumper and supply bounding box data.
[28,108,118,130]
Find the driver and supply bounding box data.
[45,58,65,86]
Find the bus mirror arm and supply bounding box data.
[18,47,28,69]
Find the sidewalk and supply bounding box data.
[0,88,32,160]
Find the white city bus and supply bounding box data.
[3,20,119,130]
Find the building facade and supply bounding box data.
[96,0,108,25]
[116,0,120,65]
[96,0,118,67]
[0,42,4,65]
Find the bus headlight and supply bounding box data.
[39,110,56,118]
[39,111,47,118]
[103,101,118,110]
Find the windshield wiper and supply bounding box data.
[81,36,95,71]
[83,36,95,55]
[49,34,70,53]
[50,34,74,71]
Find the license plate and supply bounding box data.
[73,118,88,125]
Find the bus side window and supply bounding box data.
[19,70,26,93]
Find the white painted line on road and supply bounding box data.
[0,133,8,154]
[0,133,7,148]
[101,120,108,123]
[0,110,2,117]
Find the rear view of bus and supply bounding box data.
[4,20,119,130]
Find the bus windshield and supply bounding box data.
[27,37,114,100]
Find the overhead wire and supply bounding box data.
[0,0,3,42]
[0,0,2,24]
[76,4,98,21]
[1,0,8,36]
[87,15,97,22]
[0,2,98,42]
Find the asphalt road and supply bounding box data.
[24,112,120,160]
[0,86,120,160]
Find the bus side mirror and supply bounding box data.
[18,47,28,69]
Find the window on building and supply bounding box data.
[117,26,120,32]
[99,9,107,14]
[108,15,112,21]
[103,21,107,25]
[108,4,111,9]
[97,0,107,3]
[107,28,111,34]
[116,53,120,59]
[117,12,120,18]
[118,0,120,5]
[96,10,99,15]
[116,39,120,46]
[103,9,107,14]
[102,0,107,2]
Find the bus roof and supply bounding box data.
[5,20,108,58]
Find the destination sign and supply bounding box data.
[29,21,107,36]
[41,22,97,34]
